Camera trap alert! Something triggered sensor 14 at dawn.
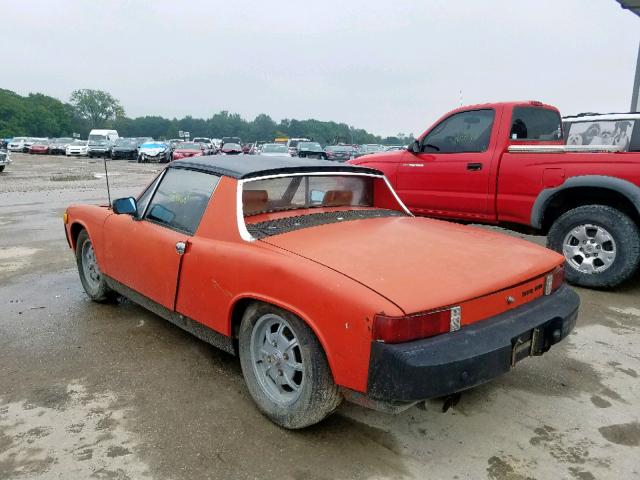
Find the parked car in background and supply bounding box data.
[220,142,243,155]
[171,142,205,160]
[29,139,50,155]
[563,112,640,152]
[0,147,11,173]
[297,141,326,159]
[259,143,290,157]
[221,136,242,147]
[8,137,28,152]
[64,156,578,429]
[110,138,139,160]
[66,140,89,157]
[325,145,357,162]
[286,137,311,156]
[138,141,171,163]
[88,139,112,158]
[89,129,119,143]
[49,138,74,155]
[355,144,386,158]
[385,145,406,152]
[351,100,640,288]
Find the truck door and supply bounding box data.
[396,108,499,221]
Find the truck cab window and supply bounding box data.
[510,107,562,140]
[421,109,494,153]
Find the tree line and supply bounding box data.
[0,88,413,145]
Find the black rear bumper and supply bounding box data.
[366,285,579,402]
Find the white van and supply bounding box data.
[88,129,119,142]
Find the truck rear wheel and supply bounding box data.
[238,302,342,429]
[547,205,640,288]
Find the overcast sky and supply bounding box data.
[2,0,638,136]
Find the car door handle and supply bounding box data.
[175,241,186,255]
[467,162,483,171]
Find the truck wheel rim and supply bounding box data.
[250,313,304,405]
[82,241,102,291]
[562,224,616,274]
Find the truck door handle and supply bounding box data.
[467,162,483,171]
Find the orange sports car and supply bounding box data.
[63,156,579,428]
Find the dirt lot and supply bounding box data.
[0,153,639,480]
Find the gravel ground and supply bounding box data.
[0,153,638,480]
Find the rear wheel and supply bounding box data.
[238,302,341,429]
[0,166,5,173]
[76,230,116,302]
[547,205,640,288]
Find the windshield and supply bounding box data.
[55,138,73,144]
[89,140,107,145]
[114,139,136,146]
[88,134,107,142]
[298,142,322,150]
[223,143,241,150]
[242,175,373,216]
[327,146,352,152]
[176,142,201,150]
[71,140,87,145]
[261,144,288,153]
[141,143,165,149]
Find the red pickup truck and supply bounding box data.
[351,101,640,288]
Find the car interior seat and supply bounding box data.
[322,190,353,207]
[243,190,269,215]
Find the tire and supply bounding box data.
[238,302,342,429]
[0,166,5,173]
[547,205,640,288]
[75,230,116,302]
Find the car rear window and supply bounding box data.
[242,175,373,216]
[510,107,562,141]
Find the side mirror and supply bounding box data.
[112,197,137,215]
[408,140,421,154]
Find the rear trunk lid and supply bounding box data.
[259,215,562,316]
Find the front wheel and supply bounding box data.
[0,166,5,173]
[547,205,640,288]
[76,230,116,302]
[238,302,341,429]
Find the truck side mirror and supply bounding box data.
[408,140,421,154]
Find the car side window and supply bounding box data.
[144,168,219,235]
[510,107,562,141]
[421,109,494,153]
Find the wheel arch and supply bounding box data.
[531,176,640,233]
[228,294,337,377]
[69,221,89,251]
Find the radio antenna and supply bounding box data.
[103,155,112,207]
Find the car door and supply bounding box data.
[102,168,219,310]
[396,108,499,220]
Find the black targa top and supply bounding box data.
[169,155,383,179]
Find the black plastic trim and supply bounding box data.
[530,175,640,229]
[104,275,235,355]
[366,285,580,402]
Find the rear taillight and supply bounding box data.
[373,306,462,344]
[545,265,564,295]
